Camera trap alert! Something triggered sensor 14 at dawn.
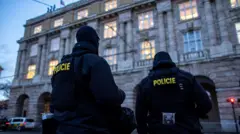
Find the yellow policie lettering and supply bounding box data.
[153,77,176,86]
[53,63,70,74]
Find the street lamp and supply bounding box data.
[226,97,239,134]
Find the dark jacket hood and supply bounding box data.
[152,51,176,70]
[76,26,99,48]
[72,41,98,56]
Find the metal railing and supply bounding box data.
[180,50,209,62]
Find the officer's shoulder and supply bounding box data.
[83,54,106,65]
[178,69,194,79]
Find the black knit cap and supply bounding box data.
[76,26,100,47]
[153,51,173,66]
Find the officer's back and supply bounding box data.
[135,51,212,134]
[51,26,125,134]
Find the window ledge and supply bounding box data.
[229,6,240,12]
[177,17,201,24]
[136,27,156,33]
[102,36,117,41]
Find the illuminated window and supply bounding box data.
[50,37,60,51]
[48,60,59,75]
[183,30,202,52]
[138,11,154,31]
[77,9,88,20]
[104,21,117,39]
[30,44,38,57]
[235,22,240,43]
[33,25,42,34]
[140,40,155,60]
[105,0,117,11]
[104,48,117,65]
[231,0,240,8]
[26,65,36,79]
[179,0,198,21]
[54,18,63,27]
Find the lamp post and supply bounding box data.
[227,97,239,134]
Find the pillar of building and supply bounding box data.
[158,12,167,52]
[39,44,47,77]
[167,10,178,62]
[64,36,71,55]
[126,20,133,59]
[204,0,216,46]
[19,49,27,79]
[209,0,233,57]
[119,22,125,60]
[36,45,42,75]
[60,29,71,61]
[58,39,65,61]
[14,50,22,79]
[216,0,230,44]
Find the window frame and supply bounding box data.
[230,0,240,8]
[30,44,38,57]
[104,21,117,39]
[26,64,36,79]
[235,22,240,44]
[183,30,203,53]
[103,48,117,65]
[50,37,60,52]
[178,0,199,21]
[140,40,156,60]
[105,0,118,12]
[48,60,59,76]
[77,9,88,20]
[33,25,42,34]
[53,18,64,28]
[138,11,154,31]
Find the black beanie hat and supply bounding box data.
[76,26,99,47]
[153,51,173,66]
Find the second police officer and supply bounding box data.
[135,51,212,134]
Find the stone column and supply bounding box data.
[158,12,167,52]
[167,10,178,62]
[19,49,27,79]
[209,0,233,57]
[14,50,22,79]
[204,0,216,46]
[126,20,133,59]
[65,36,71,55]
[58,39,65,61]
[36,45,42,75]
[119,22,125,60]
[39,44,47,77]
[216,0,230,44]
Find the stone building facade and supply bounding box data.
[8,0,240,132]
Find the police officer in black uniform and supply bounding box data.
[135,51,212,134]
[51,26,125,134]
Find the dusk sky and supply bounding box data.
[0,0,78,99]
[0,0,78,82]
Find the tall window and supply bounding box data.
[54,18,63,27]
[231,0,240,8]
[104,21,117,39]
[48,60,59,75]
[138,11,154,31]
[30,44,38,57]
[77,9,88,20]
[235,22,240,43]
[104,48,117,65]
[33,25,42,34]
[179,0,198,21]
[105,0,117,11]
[26,65,36,79]
[183,31,202,52]
[50,37,60,51]
[140,40,155,60]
